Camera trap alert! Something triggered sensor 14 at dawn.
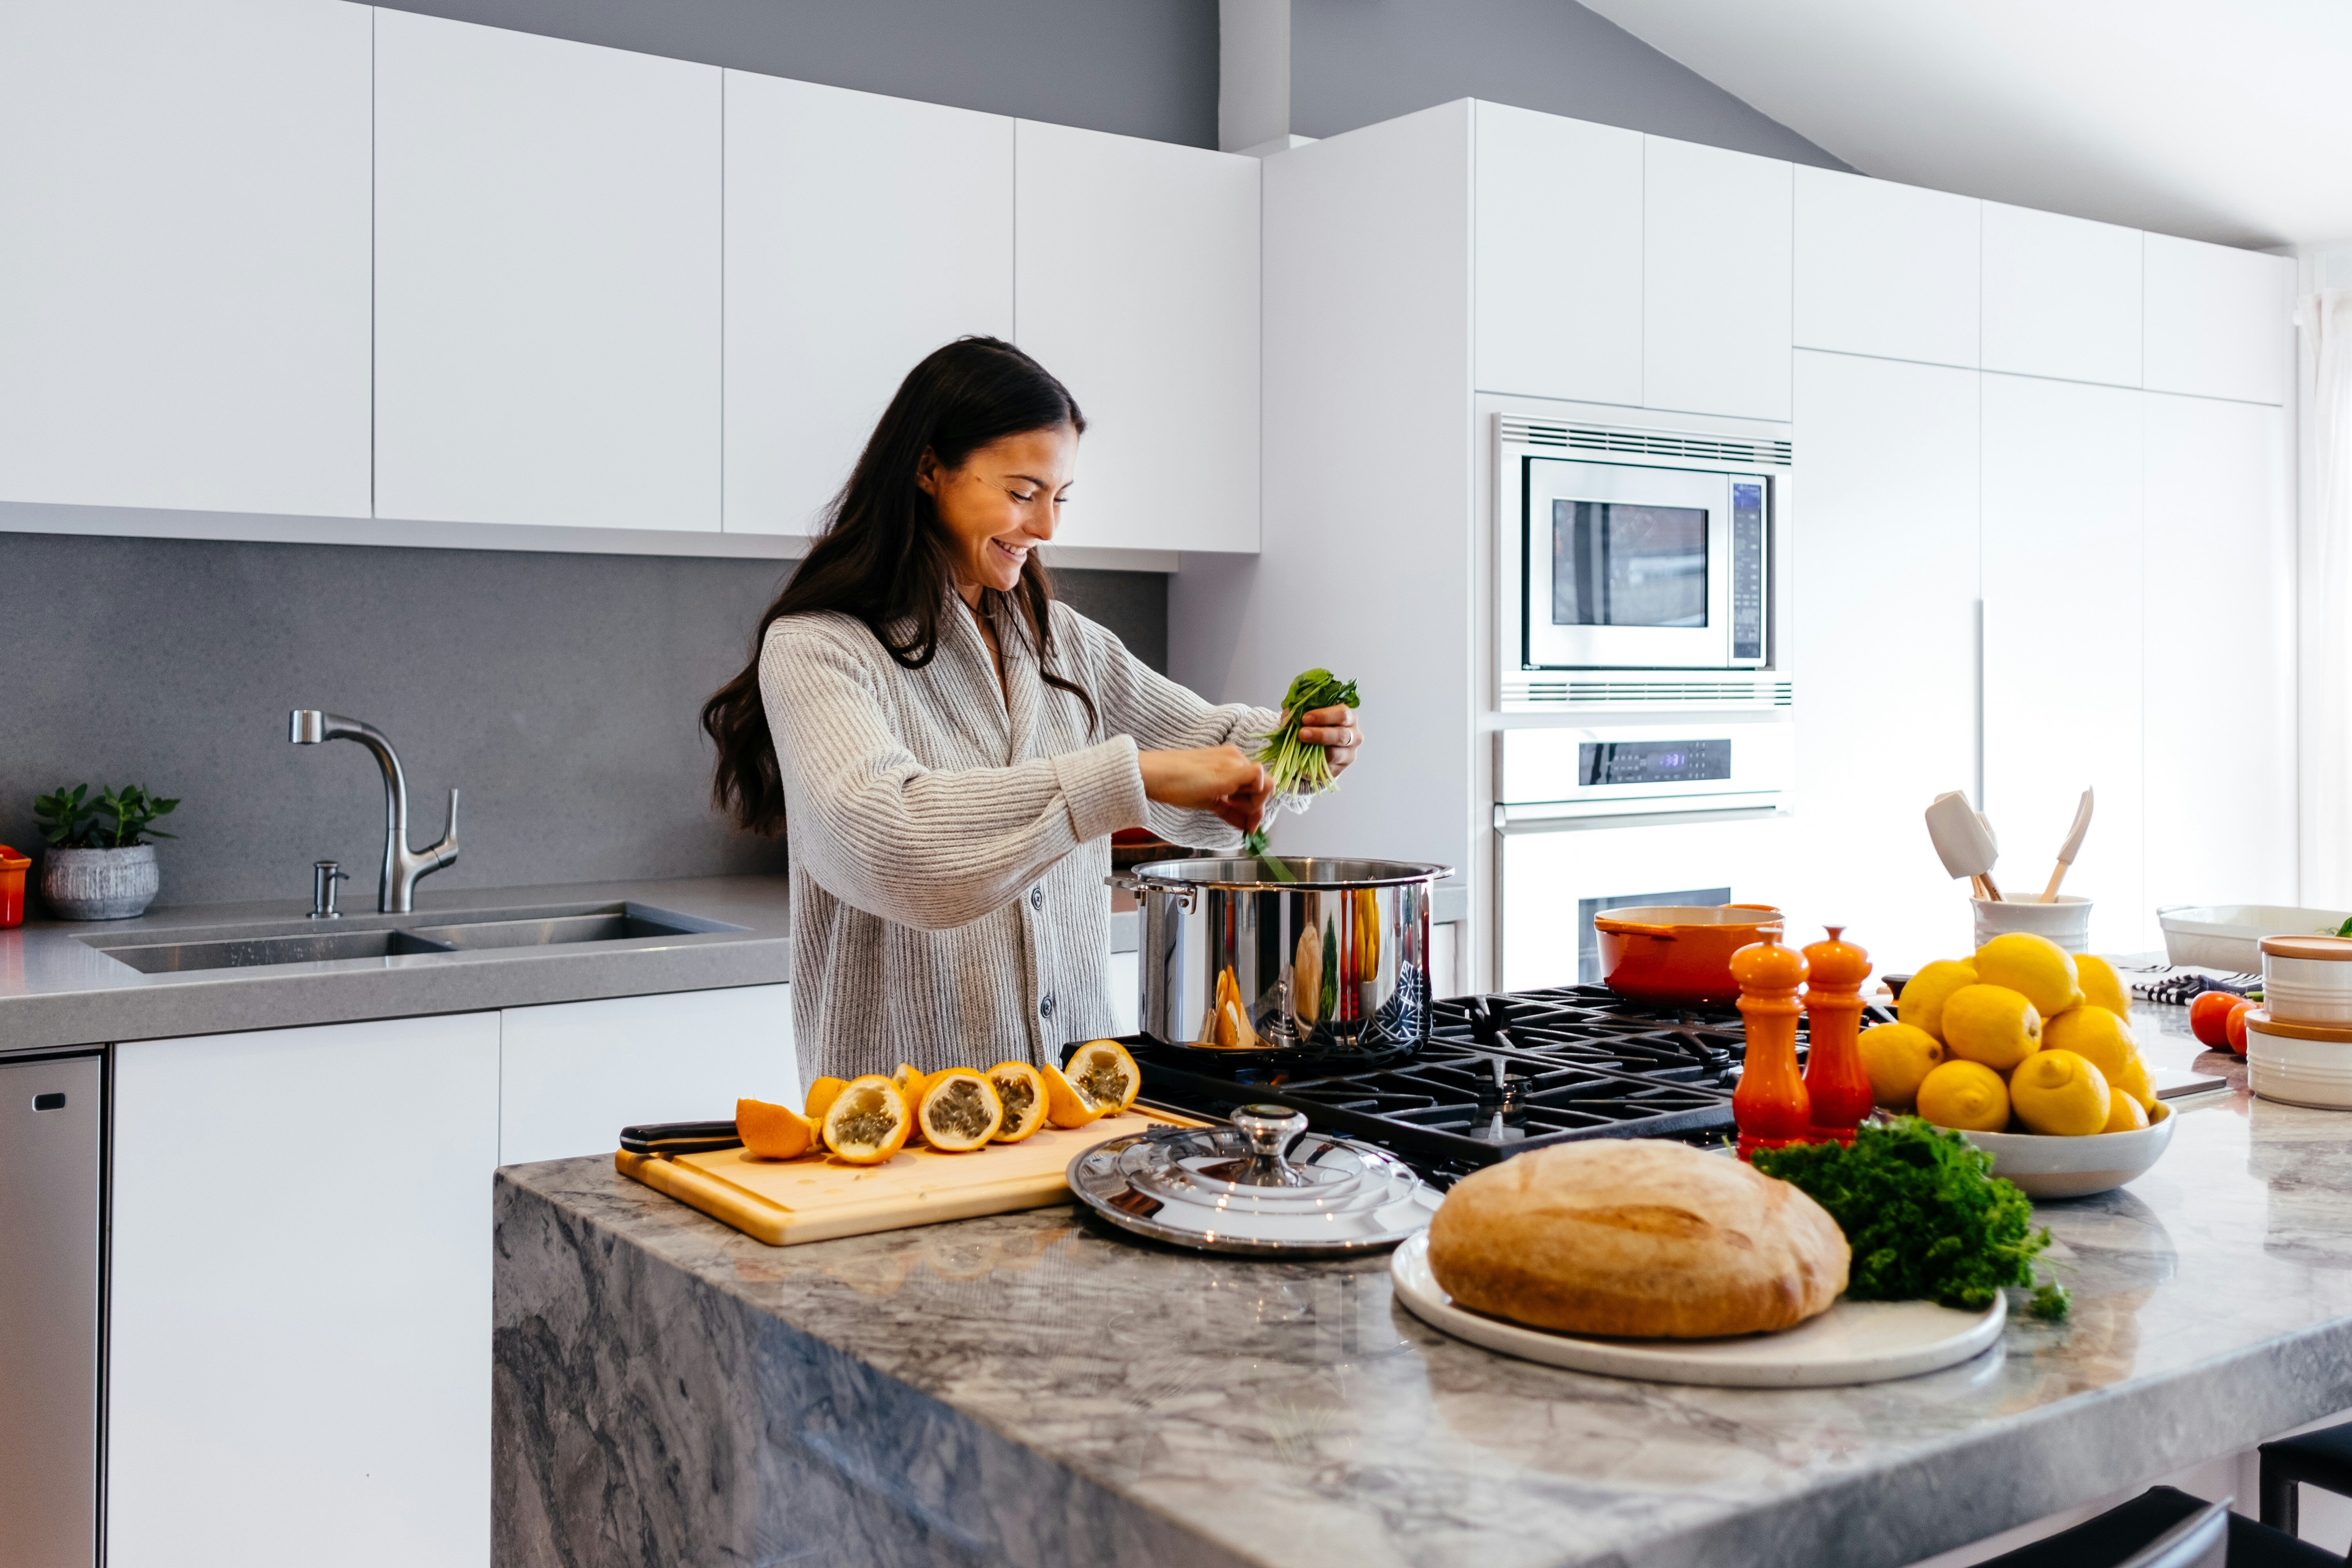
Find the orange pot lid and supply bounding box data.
[0,844,26,870]
[2246,1008,2352,1043]
[2260,934,2352,961]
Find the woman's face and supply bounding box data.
[919,424,1078,601]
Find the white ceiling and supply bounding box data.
[1577,0,2352,250]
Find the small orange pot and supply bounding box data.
[1593,904,1786,1007]
[0,844,27,930]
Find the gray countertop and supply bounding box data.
[0,875,793,1053]
[491,1006,2352,1568]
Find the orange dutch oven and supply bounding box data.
[1592,904,1786,1007]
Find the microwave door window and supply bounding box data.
[1551,501,1709,627]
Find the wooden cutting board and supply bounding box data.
[615,1107,1203,1247]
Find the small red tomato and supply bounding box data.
[2189,990,2241,1047]
[2225,997,2257,1055]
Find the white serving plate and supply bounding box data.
[1390,1233,2004,1388]
[2159,905,2352,973]
[1960,1101,2175,1199]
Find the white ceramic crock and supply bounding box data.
[2247,1009,2352,1111]
[2259,935,2352,1025]
[1971,895,2091,955]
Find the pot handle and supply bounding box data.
[1106,872,1196,913]
[1594,917,1680,938]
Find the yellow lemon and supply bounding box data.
[2074,954,2132,1018]
[2009,1049,2112,1136]
[1859,1022,1945,1110]
[2102,1091,2151,1133]
[1916,1059,2011,1132]
[1974,932,2082,1017]
[2042,1004,2138,1085]
[1941,984,2044,1071]
[1896,958,1980,1042]
[2112,1052,2158,1111]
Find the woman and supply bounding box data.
[703,338,1363,1086]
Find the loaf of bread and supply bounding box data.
[1425,1140,1849,1339]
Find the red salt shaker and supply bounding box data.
[1801,926,1875,1144]
[1732,931,1810,1159]
[0,844,27,930]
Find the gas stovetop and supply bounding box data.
[1105,984,1877,1188]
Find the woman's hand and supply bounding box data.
[1138,745,1273,833]
[1293,705,1363,779]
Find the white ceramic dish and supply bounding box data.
[2248,1022,2352,1110]
[1960,1102,2174,1199]
[1971,895,2090,954]
[2261,940,2352,1025]
[2159,905,2352,974]
[1390,1233,2005,1388]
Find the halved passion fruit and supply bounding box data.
[820,1074,913,1165]
[803,1076,849,1122]
[985,1061,1049,1143]
[1040,1062,1107,1129]
[737,1096,817,1160]
[1065,1039,1141,1113]
[917,1068,1004,1152]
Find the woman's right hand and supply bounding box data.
[1138,745,1272,833]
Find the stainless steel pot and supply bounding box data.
[1114,857,1452,1055]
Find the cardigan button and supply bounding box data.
[1038,993,1056,1020]
[1030,885,1045,911]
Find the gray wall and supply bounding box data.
[0,533,1165,911]
[1289,0,1848,166]
[371,0,1220,148]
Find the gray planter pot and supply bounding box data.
[42,844,160,920]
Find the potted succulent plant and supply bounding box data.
[35,783,179,919]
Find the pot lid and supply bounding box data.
[1067,1105,1439,1254]
[2259,934,2352,962]
[0,843,25,869]
[1131,856,1453,892]
[2246,1008,2352,1043]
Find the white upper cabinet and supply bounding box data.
[1472,102,1643,407]
[1013,121,1260,554]
[1981,203,2143,388]
[724,75,1013,537]
[1644,136,1793,421]
[2144,235,2290,405]
[0,0,370,518]
[1793,168,1980,368]
[374,11,721,532]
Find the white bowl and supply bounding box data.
[1958,1102,2175,1199]
[2160,905,2352,973]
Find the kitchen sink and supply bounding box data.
[79,902,744,975]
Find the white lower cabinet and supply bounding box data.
[109,1013,501,1568]
[497,984,796,1165]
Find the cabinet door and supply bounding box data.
[2143,395,2294,911]
[1472,102,1642,407]
[109,1014,500,1568]
[724,74,1013,537]
[1013,121,1259,554]
[1786,351,1981,971]
[498,984,796,1165]
[1982,203,2143,388]
[1793,168,1979,368]
[374,11,721,532]
[0,0,370,517]
[1982,375,2146,953]
[2144,235,2290,406]
[1644,136,1793,421]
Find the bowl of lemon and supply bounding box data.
[1861,936,2174,1200]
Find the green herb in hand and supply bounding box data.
[1242,667,1359,867]
[1751,1117,2057,1312]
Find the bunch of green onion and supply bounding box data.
[1243,667,1359,865]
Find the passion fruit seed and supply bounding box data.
[835,1088,899,1148]
[931,1078,995,1140]
[1074,1060,1131,1108]
[994,1074,1037,1122]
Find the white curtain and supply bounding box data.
[2298,289,2352,906]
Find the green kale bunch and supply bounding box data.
[1753,1117,2067,1318]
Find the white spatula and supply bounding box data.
[1926,791,2002,901]
[2040,788,2094,903]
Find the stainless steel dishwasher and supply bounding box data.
[1,1052,104,1567]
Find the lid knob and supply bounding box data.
[1228,1104,1312,1187]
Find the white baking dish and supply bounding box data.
[2157,905,2352,974]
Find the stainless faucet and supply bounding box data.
[288,711,459,913]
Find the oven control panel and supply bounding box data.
[1498,722,1791,825]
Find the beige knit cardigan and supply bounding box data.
[759,598,1277,1085]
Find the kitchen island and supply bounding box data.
[492,1014,2352,1568]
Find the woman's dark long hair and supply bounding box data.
[702,336,1093,836]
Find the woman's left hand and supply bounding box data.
[1295,705,1363,779]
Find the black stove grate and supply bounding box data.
[1101,983,1879,1187]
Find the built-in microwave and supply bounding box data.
[1502,419,1783,675]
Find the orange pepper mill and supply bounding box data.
[1801,926,1875,1144]
[1731,931,1810,1159]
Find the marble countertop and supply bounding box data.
[494,1005,2352,1568]
[0,873,792,1053]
